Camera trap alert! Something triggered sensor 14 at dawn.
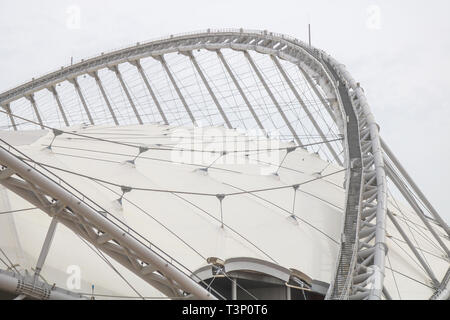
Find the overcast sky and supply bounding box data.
[0,0,449,222]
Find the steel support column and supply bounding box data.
[48,86,69,127]
[153,55,197,126]
[298,65,337,122]
[0,145,216,300]
[286,285,291,300]
[89,71,119,126]
[68,77,94,125]
[216,50,265,132]
[130,60,169,125]
[231,278,237,300]
[33,216,58,283]
[109,65,143,125]
[272,55,343,165]
[244,51,302,146]
[2,104,17,131]
[25,94,44,129]
[183,51,232,129]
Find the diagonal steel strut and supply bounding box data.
[0,144,216,300]
[182,51,233,129]
[271,55,343,166]
[216,50,265,132]
[130,59,169,125]
[243,51,303,146]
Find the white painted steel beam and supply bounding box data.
[216,50,265,132]
[0,29,418,300]
[130,60,169,125]
[1,104,17,131]
[382,138,449,237]
[323,53,387,300]
[0,144,216,300]
[153,55,197,126]
[385,163,449,258]
[33,216,58,283]
[89,71,119,126]
[182,51,233,129]
[47,86,69,127]
[68,77,94,125]
[271,55,342,165]
[0,269,86,300]
[25,94,44,129]
[109,65,143,125]
[243,51,303,146]
[387,210,439,287]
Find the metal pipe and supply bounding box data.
[382,138,449,236]
[89,71,119,126]
[1,178,179,298]
[69,77,94,125]
[109,65,142,125]
[0,269,86,300]
[385,163,449,258]
[272,55,342,165]
[0,145,216,300]
[244,51,303,146]
[231,278,237,300]
[131,60,168,125]
[48,86,69,127]
[34,216,58,283]
[25,94,44,129]
[184,51,232,129]
[153,55,197,126]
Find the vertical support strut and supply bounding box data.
[231,278,237,300]
[153,55,197,126]
[48,86,69,127]
[109,65,143,125]
[243,51,303,146]
[382,138,449,237]
[272,55,343,166]
[182,51,233,129]
[89,71,119,126]
[25,94,44,129]
[2,104,17,131]
[69,77,94,125]
[216,50,265,132]
[286,285,291,300]
[130,60,169,125]
[34,216,58,283]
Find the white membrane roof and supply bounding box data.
[0,124,448,299]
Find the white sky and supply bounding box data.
[0,0,449,222]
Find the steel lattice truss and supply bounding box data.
[0,29,448,300]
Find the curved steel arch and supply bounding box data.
[0,29,447,300]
